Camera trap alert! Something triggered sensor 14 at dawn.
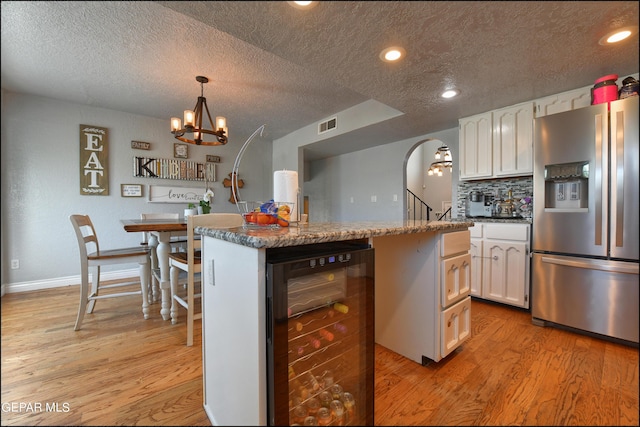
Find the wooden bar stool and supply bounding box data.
[70,214,151,330]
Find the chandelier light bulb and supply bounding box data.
[216,116,227,130]
[184,110,195,127]
[171,117,181,132]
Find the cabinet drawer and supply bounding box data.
[469,224,483,238]
[440,296,471,358]
[484,223,529,241]
[441,230,471,257]
[441,253,471,308]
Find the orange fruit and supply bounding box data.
[277,212,290,227]
[256,212,271,225]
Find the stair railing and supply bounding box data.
[406,189,432,221]
[436,206,452,221]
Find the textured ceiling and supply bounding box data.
[2,1,638,159]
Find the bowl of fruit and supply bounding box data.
[238,200,294,228]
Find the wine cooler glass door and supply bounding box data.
[266,244,374,426]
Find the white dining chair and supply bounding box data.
[69,214,151,331]
[169,213,243,346]
[140,212,187,303]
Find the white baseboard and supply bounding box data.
[1,269,141,295]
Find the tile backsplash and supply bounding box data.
[456,176,533,218]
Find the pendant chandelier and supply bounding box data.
[170,76,228,146]
[427,144,453,176]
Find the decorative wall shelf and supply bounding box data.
[133,156,215,182]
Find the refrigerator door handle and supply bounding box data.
[611,109,624,248]
[594,112,605,247]
[541,256,639,275]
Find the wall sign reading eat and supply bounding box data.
[79,125,109,195]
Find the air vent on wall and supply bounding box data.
[318,117,337,134]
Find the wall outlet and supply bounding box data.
[11,259,19,269]
[371,195,377,202]
[393,194,398,202]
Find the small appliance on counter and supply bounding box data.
[493,189,520,218]
[466,191,493,217]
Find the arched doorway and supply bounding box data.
[404,138,453,220]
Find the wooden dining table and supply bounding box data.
[121,218,187,321]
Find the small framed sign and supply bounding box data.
[174,143,188,159]
[148,185,202,203]
[121,184,143,197]
[131,140,151,150]
[206,155,221,163]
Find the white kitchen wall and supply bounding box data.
[1,91,272,293]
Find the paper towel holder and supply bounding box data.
[231,124,265,211]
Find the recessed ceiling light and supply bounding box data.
[441,89,459,99]
[599,26,637,45]
[287,1,318,10]
[379,46,406,63]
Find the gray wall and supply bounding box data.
[1,90,272,293]
[1,91,459,293]
[301,128,459,222]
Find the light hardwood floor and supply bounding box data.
[1,281,638,426]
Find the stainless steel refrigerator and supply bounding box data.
[532,96,639,344]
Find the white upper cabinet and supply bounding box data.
[459,102,533,181]
[492,102,534,177]
[534,85,591,118]
[459,112,493,180]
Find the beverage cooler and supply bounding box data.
[266,240,375,426]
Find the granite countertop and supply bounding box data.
[463,216,532,224]
[196,219,474,249]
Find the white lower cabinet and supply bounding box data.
[373,229,471,364]
[469,222,531,309]
[441,296,471,358]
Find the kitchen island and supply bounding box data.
[196,219,473,426]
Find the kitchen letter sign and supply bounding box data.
[80,125,109,195]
